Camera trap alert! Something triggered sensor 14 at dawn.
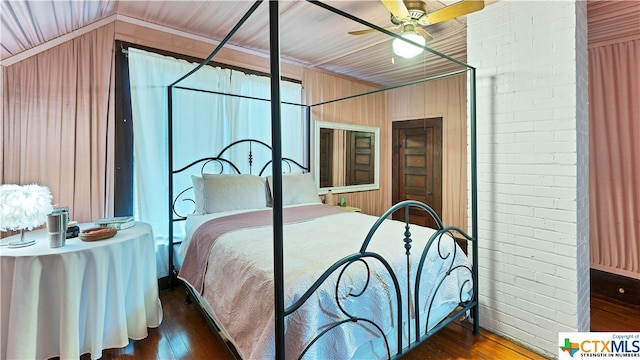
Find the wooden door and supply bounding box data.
[346,131,375,185]
[392,118,443,229]
[319,128,333,188]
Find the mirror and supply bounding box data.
[314,121,380,194]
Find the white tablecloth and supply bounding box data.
[0,222,163,360]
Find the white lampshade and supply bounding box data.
[392,32,425,59]
[0,184,54,248]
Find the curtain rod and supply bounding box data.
[119,43,301,85]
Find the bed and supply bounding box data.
[165,1,479,359]
[170,139,477,359]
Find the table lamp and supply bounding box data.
[0,184,54,248]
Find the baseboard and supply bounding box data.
[590,268,640,306]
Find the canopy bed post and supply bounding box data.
[168,85,175,288]
[470,66,480,336]
[305,106,311,169]
[268,1,286,358]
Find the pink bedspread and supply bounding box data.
[178,204,344,293]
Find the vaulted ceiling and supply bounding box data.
[1,1,481,87]
[2,1,638,87]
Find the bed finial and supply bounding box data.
[248,141,253,174]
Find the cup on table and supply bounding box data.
[47,211,68,248]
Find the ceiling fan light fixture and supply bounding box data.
[392,31,425,59]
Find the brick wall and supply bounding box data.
[467,1,589,356]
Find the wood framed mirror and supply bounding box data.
[314,121,380,194]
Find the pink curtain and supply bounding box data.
[589,39,640,279]
[1,23,115,233]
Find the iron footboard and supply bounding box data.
[284,200,479,359]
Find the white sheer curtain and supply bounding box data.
[127,48,303,277]
[228,70,305,174]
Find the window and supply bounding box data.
[118,44,305,277]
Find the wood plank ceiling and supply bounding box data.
[1,1,476,86]
[4,1,636,86]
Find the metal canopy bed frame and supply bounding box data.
[166,1,479,358]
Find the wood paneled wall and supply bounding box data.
[303,69,390,216]
[387,74,468,230]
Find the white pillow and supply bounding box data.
[191,175,206,214]
[193,174,269,214]
[267,173,321,206]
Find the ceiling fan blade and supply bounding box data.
[382,0,411,20]
[416,27,434,41]
[422,0,484,26]
[349,25,400,36]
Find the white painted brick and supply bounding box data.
[513,108,553,123]
[469,0,587,354]
[489,184,534,196]
[493,173,517,184]
[505,303,538,325]
[498,122,535,135]
[552,153,577,165]
[510,194,555,208]
[513,235,551,251]
[535,271,574,293]
[553,129,577,142]
[534,164,576,176]
[553,220,577,235]
[506,223,536,238]
[499,142,536,154]
[554,175,577,188]
[554,288,579,307]
[504,204,536,217]
[493,133,516,144]
[533,207,576,223]
[533,118,576,132]
[508,153,556,165]
[533,141,576,154]
[509,215,545,231]
[514,174,555,186]
[554,255,578,274]
[497,322,538,348]
[533,228,567,242]
[554,198,577,211]
[513,131,554,143]
[533,292,575,316]
[535,315,564,335]
[556,312,580,329]
[533,186,576,200]
[522,299,557,322]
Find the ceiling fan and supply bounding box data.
[350,0,485,58]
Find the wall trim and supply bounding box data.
[588,34,640,50]
[591,268,640,306]
[591,264,640,281]
[0,14,118,67]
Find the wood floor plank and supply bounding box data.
[590,293,640,332]
[159,289,200,360]
[404,321,544,360]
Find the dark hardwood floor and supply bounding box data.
[86,285,640,360]
[590,292,640,332]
